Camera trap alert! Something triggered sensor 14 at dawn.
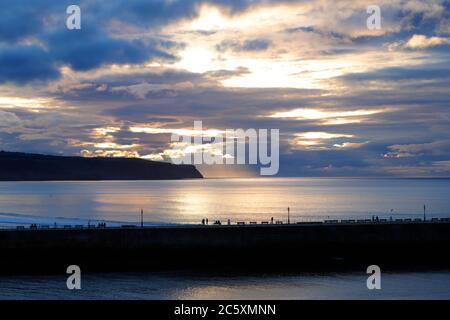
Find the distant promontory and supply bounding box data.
[0,151,203,181]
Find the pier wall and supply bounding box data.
[1,222,449,272]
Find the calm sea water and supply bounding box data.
[1,270,450,300]
[0,178,449,299]
[0,178,449,226]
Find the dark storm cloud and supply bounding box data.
[0,0,280,84]
[0,45,60,83]
[0,0,272,41]
[91,69,204,87]
[0,15,177,83]
[0,0,63,43]
[0,0,298,84]
[45,28,175,72]
[97,0,291,26]
[104,85,321,122]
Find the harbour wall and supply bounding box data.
[0,222,449,273]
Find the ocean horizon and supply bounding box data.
[1,177,449,227]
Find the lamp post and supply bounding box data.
[141,208,144,228]
[288,207,290,224]
[423,204,426,222]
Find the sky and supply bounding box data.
[0,0,450,177]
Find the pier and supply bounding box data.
[0,219,449,273]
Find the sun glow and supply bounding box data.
[291,131,366,151]
[269,108,385,120]
[296,132,354,140]
[93,142,139,149]
[267,108,389,124]
[175,46,217,73]
[189,6,227,31]
[162,2,427,90]
[0,96,53,110]
[130,126,226,137]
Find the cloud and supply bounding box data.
[267,108,388,125]
[0,110,22,127]
[45,28,176,72]
[0,0,59,43]
[0,45,59,84]
[111,81,194,99]
[0,1,180,84]
[216,38,271,52]
[384,140,450,158]
[129,126,226,137]
[379,161,450,176]
[405,34,450,49]
[112,83,165,99]
[290,132,363,151]
[1,0,450,177]
[80,149,140,158]
[285,26,349,42]
[333,142,368,149]
[296,132,354,140]
[268,108,385,120]
[340,65,450,82]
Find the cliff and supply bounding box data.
[0,151,203,181]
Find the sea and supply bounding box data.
[0,177,449,299]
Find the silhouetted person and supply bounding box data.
[202,219,205,225]
[206,218,208,225]
[271,217,274,224]
[228,219,231,225]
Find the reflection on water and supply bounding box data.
[0,178,449,225]
[0,178,449,299]
[1,270,449,299]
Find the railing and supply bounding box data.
[2,217,450,231]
